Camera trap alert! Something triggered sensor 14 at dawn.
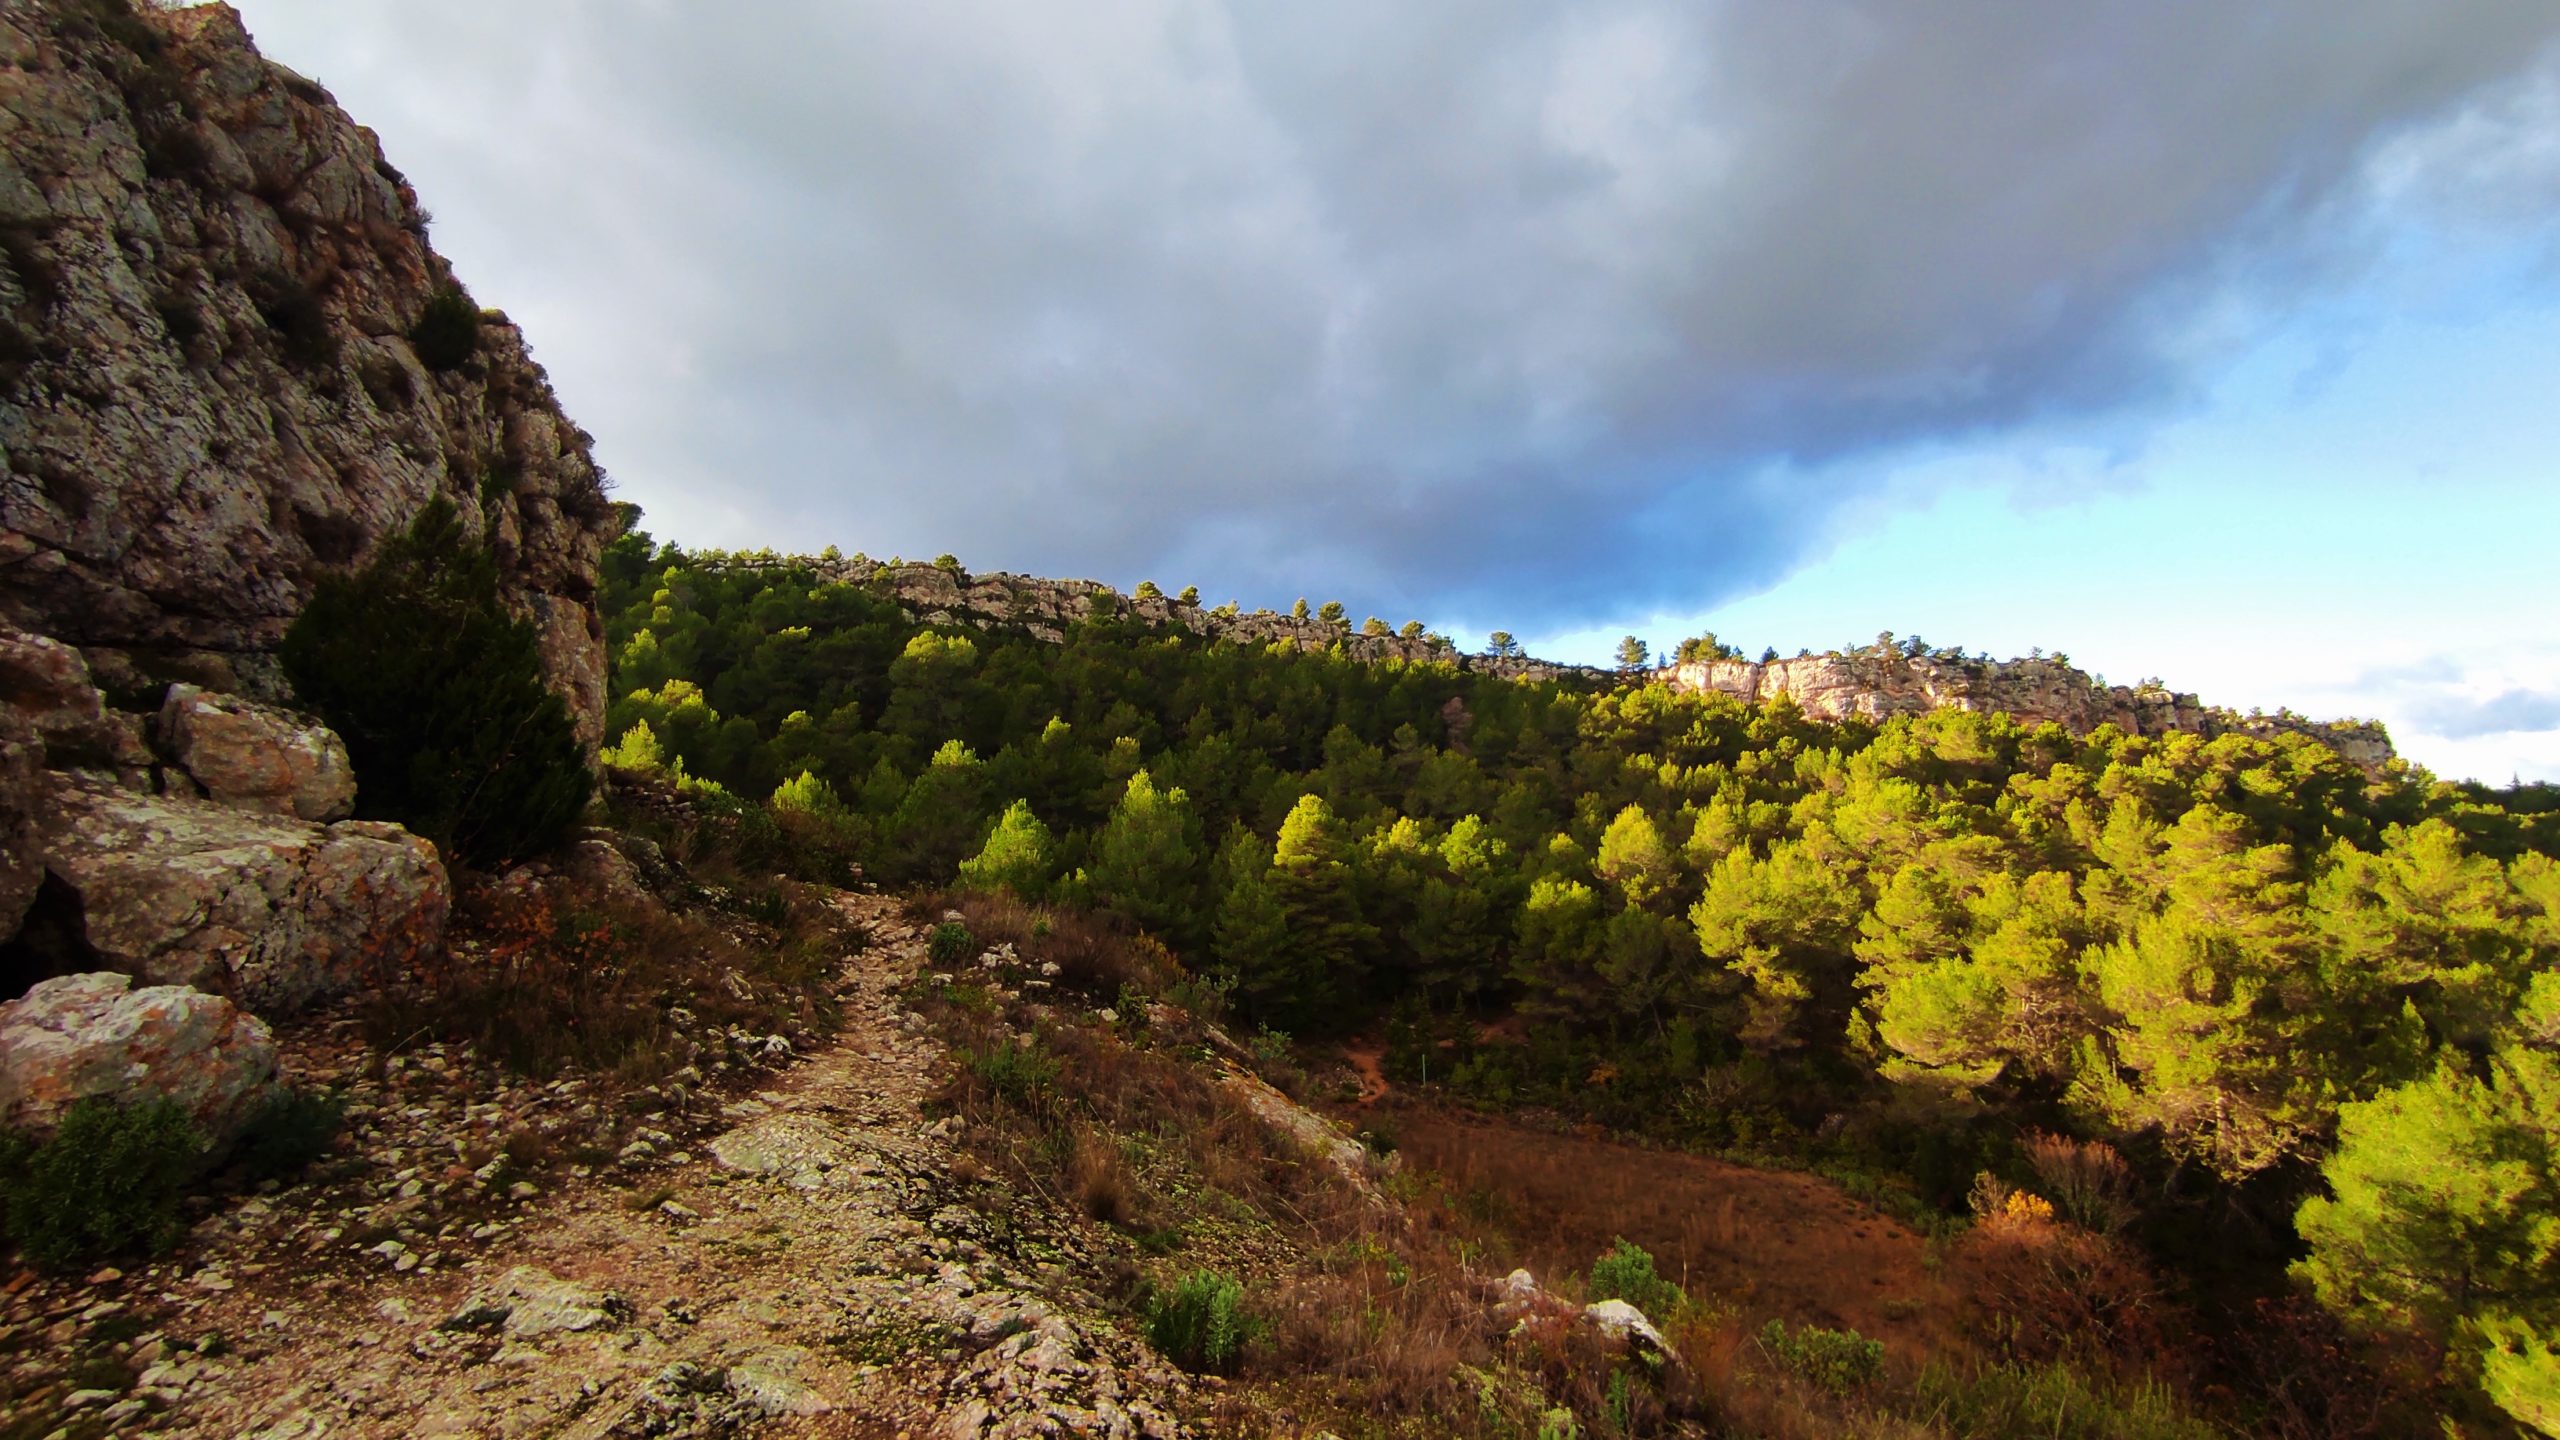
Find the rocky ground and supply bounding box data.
[1,892,1201,1439]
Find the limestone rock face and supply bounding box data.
[0,1,612,742]
[1661,653,2394,767]
[157,682,353,820]
[0,970,278,1140]
[41,774,448,1012]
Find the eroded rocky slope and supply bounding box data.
[0,0,614,740]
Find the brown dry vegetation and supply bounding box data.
[907,892,2286,1437]
[1386,1103,1970,1368]
[362,864,842,1088]
[915,892,1718,1437]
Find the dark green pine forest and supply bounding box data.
[597,509,2560,1423]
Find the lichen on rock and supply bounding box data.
[0,970,278,1141]
[40,773,448,1013]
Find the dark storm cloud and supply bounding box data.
[235,0,2560,620]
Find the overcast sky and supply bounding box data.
[230,1,2560,782]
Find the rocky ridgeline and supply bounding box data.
[1664,653,2397,768]
[730,557,2396,767]
[0,0,615,742]
[847,557,1592,682]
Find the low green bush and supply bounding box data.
[1147,1270,1250,1374]
[0,1099,205,1268]
[281,499,590,866]
[1587,1237,1684,1324]
[1759,1318,1885,1395]
[928,921,977,966]
[968,1037,1058,1103]
[410,285,481,371]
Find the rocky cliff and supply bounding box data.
[0,0,614,740]
[1662,652,2396,768]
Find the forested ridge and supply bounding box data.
[598,511,2560,1426]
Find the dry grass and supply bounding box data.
[933,890,1183,1001]
[363,869,842,1089]
[1949,1189,2174,1373]
[911,914,1721,1436]
[1069,1129,1138,1226]
[1389,1105,1969,1369]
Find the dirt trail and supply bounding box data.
[68,892,1191,1439]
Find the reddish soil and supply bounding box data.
[1341,1041,1391,1108]
[1382,1103,1969,1366]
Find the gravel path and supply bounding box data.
[7,892,1194,1440]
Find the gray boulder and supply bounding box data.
[0,626,150,773]
[41,775,448,1013]
[0,972,278,1141]
[157,683,355,821]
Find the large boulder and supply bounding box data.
[0,972,278,1141]
[41,776,448,1013]
[0,626,150,772]
[157,683,355,821]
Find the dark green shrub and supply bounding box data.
[928,921,976,966]
[281,499,591,866]
[1146,1270,1250,1374]
[0,1099,205,1268]
[230,1088,342,1181]
[1588,1237,1684,1323]
[410,285,481,371]
[1758,1318,1885,1395]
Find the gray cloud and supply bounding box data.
[233,0,2560,621]
[2417,689,2560,739]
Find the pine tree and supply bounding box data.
[2297,1043,2560,1428]
[1251,794,1376,1029]
[1085,771,1202,944]
[881,740,987,884]
[1211,826,1292,1014]
[280,498,589,866]
[1596,805,1674,907]
[1690,838,1862,1052]
[958,799,1055,896]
